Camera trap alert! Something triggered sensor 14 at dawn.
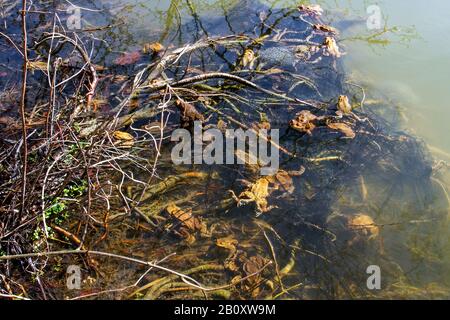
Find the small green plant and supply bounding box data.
[64,142,89,165]
[32,228,41,242]
[53,257,63,272]
[62,180,88,198]
[44,180,88,225]
[45,201,68,225]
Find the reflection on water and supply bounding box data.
[110,0,450,152]
[104,0,450,153]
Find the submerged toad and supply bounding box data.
[347,214,380,246]
[231,177,273,215]
[289,110,319,135]
[230,169,303,216]
[215,236,270,297]
[166,203,210,244]
[215,236,241,271]
[337,95,352,114]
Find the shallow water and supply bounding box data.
[88,0,450,299]
[1,0,449,299]
[111,0,450,154]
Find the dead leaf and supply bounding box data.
[92,98,108,111]
[264,68,284,75]
[144,121,164,134]
[128,97,139,110]
[288,166,306,177]
[186,67,206,74]
[0,116,20,129]
[112,75,129,83]
[252,35,269,45]
[93,64,108,72]
[327,122,356,139]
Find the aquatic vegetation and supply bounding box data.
[0,0,448,301]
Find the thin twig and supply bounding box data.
[19,0,28,215]
[141,72,317,107]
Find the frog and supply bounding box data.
[337,95,352,114]
[323,37,343,58]
[215,237,269,277]
[289,110,319,135]
[347,214,380,246]
[165,203,210,244]
[215,236,243,272]
[313,24,339,35]
[215,236,271,297]
[229,169,304,216]
[230,177,274,216]
[112,130,134,148]
[241,255,270,295]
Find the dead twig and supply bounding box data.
[19,0,28,215]
[34,32,98,110]
[141,72,317,108]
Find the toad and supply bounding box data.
[230,169,304,216]
[165,203,210,244]
[337,95,352,114]
[289,110,319,135]
[215,236,271,297]
[230,177,274,216]
[347,214,380,247]
[215,236,242,272]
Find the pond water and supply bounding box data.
[113,0,450,155]
[1,0,449,300]
[95,0,450,299]
[86,0,449,298]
